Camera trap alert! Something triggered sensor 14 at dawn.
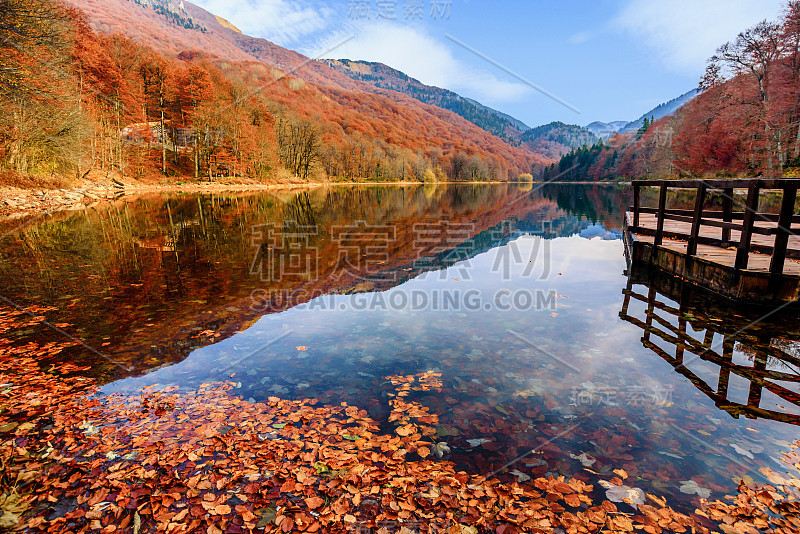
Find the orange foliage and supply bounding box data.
[0,308,712,533]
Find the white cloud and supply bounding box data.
[192,2,529,104]
[193,0,331,46]
[615,0,785,74]
[312,22,532,103]
[568,30,594,46]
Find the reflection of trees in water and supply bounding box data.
[0,184,632,380]
[2,185,630,305]
[736,339,800,375]
[540,183,630,229]
[282,192,317,230]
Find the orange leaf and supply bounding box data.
[305,497,324,509]
[214,504,231,515]
[173,509,189,522]
[554,482,573,494]
[280,516,294,533]
[396,425,413,437]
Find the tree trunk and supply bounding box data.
[161,107,166,175]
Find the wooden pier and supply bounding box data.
[625,179,800,304]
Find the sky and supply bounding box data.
[191,0,786,129]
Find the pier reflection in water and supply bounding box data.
[620,266,800,426]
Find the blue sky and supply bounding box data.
[192,0,785,128]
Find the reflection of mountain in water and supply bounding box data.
[0,184,629,382]
[620,265,800,426]
[364,212,620,294]
[579,223,623,241]
[541,183,629,229]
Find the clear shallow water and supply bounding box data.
[1,183,798,514]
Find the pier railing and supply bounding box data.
[630,179,800,275]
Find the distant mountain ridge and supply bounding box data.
[585,121,628,138]
[322,59,603,160]
[322,59,530,142]
[126,0,206,31]
[620,89,699,133]
[585,89,698,138]
[460,96,529,132]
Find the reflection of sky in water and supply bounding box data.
[103,231,800,513]
[105,234,629,394]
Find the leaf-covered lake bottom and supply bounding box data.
[1,184,799,532]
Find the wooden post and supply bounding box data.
[653,183,668,247]
[746,355,767,412]
[721,187,733,245]
[687,183,707,257]
[643,287,657,343]
[702,329,715,348]
[620,279,633,316]
[717,336,734,399]
[770,185,798,276]
[675,318,687,364]
[735,183,760,270]
[633,183,641,229]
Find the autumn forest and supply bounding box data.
[1,0,550,189]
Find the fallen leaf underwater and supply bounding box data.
[1,307,800,534]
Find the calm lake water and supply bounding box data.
[1,183,799,514]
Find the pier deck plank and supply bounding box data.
[631,212,800,275]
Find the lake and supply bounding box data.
[1,183,798,516]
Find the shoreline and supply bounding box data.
[0,178,626,221]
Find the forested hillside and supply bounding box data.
[323,59,529,142]
[325,60,608,161]
[520,122,598,160]
[0,0,547,188]
[545,2,800,181]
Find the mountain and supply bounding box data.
[320,59,604,160]
[36,0,549,184]
[520,122,598,160]
[462,97,529,132]
[322,59,530,142]
[584,90,698,139]
[620,89,699,133]
[585,121,628,138]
